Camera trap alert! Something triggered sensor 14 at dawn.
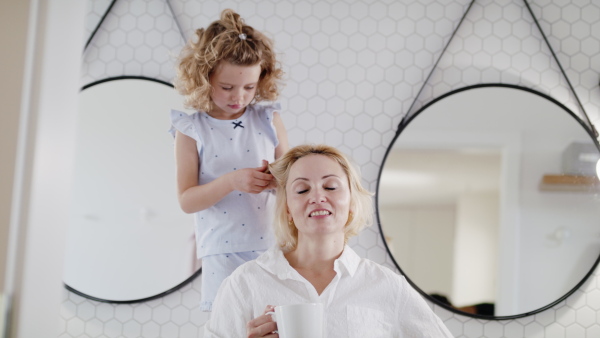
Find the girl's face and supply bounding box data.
[286,154,352,240]
[209,61,261,119]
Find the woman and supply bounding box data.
[204,144,453,337]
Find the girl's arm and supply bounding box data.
[272,111,289,159]
[175,131,273,214]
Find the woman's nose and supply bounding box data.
[309,190,326,204]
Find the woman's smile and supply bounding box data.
[309,209,332,218]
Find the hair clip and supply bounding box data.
[239,33,247,40]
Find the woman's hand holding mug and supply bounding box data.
[246,305,278,338]
[265,303,324,338]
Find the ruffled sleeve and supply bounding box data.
[169,109,199,141]
[260,102,281,121]
[254,103,281,147]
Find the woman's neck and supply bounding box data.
[285,235,345,272]
[285,236,345,295]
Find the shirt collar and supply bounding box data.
[257,245,361,280]
[256,245,292,280]
[334,245,360,277]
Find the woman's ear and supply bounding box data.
[287,208,296,226]
[345,210,354,227]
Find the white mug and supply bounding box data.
[267,303,324,338]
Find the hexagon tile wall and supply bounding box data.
[59,0,600,337]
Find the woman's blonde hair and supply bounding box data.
[174,9,283,112]
[268,144,374,252]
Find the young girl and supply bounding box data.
[170,9,288,311]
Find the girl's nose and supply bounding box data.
[232,88,244,101]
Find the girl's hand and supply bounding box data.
[229,160,275,194]
[246,305,278,338]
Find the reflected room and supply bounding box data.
[378,85,600,318]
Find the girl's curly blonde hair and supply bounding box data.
[174,9,283,112]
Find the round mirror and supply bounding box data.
[378,84,600,318]
[63,78,199,302]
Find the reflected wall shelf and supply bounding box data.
[539,174,600,192]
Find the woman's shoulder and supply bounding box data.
[220,255,278,298]
[356,256,407,284]
[229,258,262,278]
[228,250,275,276]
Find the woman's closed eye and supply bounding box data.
[296,186,336,194]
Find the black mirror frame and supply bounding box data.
[375,83,600,320]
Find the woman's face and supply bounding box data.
[286,154,351,238]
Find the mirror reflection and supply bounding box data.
[63,78,197,302]
[378,85,600,317]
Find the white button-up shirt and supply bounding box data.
[204,245,453,337]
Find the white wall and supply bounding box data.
[380,193,499,309]
[62,1,600,337]
[2,1,86,337]
[453,192,498,307]
[517,124,600,314]
[380,205,456,299]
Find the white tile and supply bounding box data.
[66,317,85,336]
[95,303,115,323]
[151,304,172,325]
